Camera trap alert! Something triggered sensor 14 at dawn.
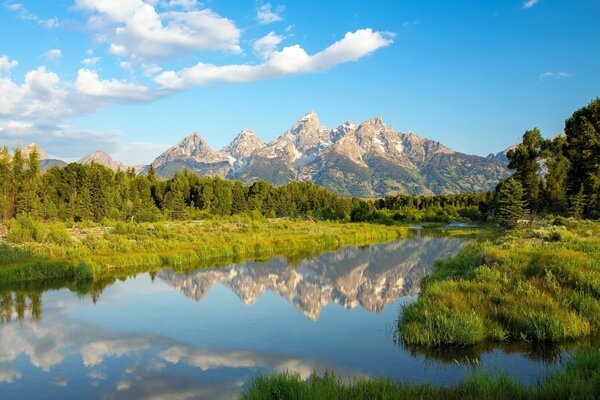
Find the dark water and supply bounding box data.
[0,237,572,399]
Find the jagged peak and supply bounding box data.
[230,128,261,144]
[360,116,386,129]
[339,120,357,130]
[300,110,318,121]
[238,128,256,137]
[222,128,265,157]
[177,132,208,146]
[81,149,113,160]
[291,110,321,134]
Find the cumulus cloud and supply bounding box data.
[75,0,241,59]
[156,28,394,89]
[0,62,167,163]
[44,49,63,60]
[0,55,18,76]
[522,0,540,8]
[75,69,156,100]
[253,32,284,60]
[256,3,283,24]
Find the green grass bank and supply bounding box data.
[398,219,600,346]
[0,216,407,284]
[240,348,600,400]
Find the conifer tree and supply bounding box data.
[565,98,600,216]
[542,135,570,214]
[497,177,527,228]
[507,128,543,211]
[0,147,10,220]
[569,184,587,220]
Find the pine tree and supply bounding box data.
[0,147,10,221]
[10,148,24,218]
[507,128,543,211]
[231,180,247,215]
[569,184,587,220]
[565,98,600,217]
[542,135,570,214]
[497,177,527,228]
[147,164,157,181]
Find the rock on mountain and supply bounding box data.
[79,150,136,172]
[487,146,516,164]
[146,131,264,178]
[147,111,510,196]
[21,143,67,171]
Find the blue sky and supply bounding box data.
[0,0,598,164]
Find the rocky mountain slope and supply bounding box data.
[20,111,511,196]
[149,111,509,196]
[79,150,144,172]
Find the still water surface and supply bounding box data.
[0,237,568,399]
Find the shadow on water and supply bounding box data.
[396,330,600,366]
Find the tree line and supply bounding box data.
[0,151,367,223]
[1,98,597,227]
[494,98,600,226]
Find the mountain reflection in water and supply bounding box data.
[158,237,466,320]
[0,237,571,399]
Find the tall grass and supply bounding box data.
[240,348,600,400]
[398,219,600,345]
[0,217,407,283]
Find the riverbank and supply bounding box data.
[0,216,407,284]
[240,348,600,400]
[398,219,600,345]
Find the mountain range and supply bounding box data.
[27,111,511,197]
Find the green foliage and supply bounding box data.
[569,184,587,219]
[397,220,600,346]
[507,128,543,210]
[497,177,527,228]
[565,98,600,216]
[0,219,406,283]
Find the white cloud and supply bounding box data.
[82,57,101,66]
[156,28,394,89]
[4,1,59,28]
[0,62,166,162]
[141,63,163,77]
[165,0,197,9]
[0,55,18,76]
[539,71,571,80]
[253,32,284,60]
[256,3,283,24]
[44,49,63,60]
[75,69,155,101]
[75,0,241,59]
[522,0,540,8]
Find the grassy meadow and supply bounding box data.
[0,215,407,284]
[240,348,600,400]
[398,218,600,346]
